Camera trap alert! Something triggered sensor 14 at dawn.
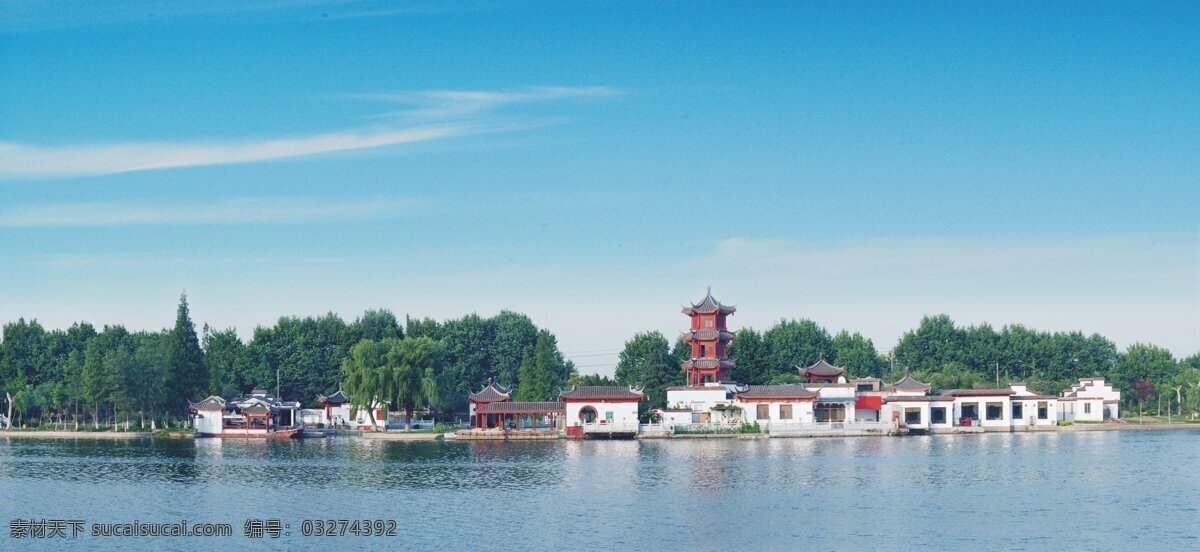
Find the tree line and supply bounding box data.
[611,315,1200,418]
[4,296,1199,429]
[0,294,579,429]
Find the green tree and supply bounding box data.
[347,309,403,343]
[763,319,833,378]
[515,330,571,402]
[831,330,884,379]
[894,315,967,375]
[202,326,244,397]
[614,331,679,413]
[167,292,207,410]
[81,340,105,428]
[341,339,390,430]
[386,336,441,431]
[1117,343,1176,399]
[729,328,768,384]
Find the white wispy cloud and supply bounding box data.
[346,86,620,119]
[0,85,615,178]
[0,125,464,179]
[0,197,416,228]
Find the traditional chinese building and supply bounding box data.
[681,288,737,385]
[189,390,301,438]
[800,358,847,383]
[561,385,643,438]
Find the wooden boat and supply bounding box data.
[195,427,302,439]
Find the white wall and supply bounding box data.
[665,387,732,411]
[739,401,815,426]
[1011,400,1058,427]
[194,411,223,435]
[954,398,1012,428]
[565,401,639,427]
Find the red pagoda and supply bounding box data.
[681,287,737,385]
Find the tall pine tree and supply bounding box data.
[167,292,207,413]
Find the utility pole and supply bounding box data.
[995,362,1000,387]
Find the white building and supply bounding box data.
[189,391,301,438]
[735,385,817,427]
[664,383,740,424]
[297,390,388,430]
[1060,377,1120,422]
[1007,383,1058,428]
[561,386,643,436]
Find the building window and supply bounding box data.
[700,345,707,357]
[757,404,770,420]
[931,407,947,425]
[815,403,845,422]
[857,384,873,392]
[986,402,1003,421]
[706,319,714,328]
[960,403,978,421]
[605,411,614,422]
[580,406,597,423]
[1038,402,1048,420]
[1012,402,1023,419]
[779,404,793,420]
[1084,403,1091,414]
[904,408,921,425]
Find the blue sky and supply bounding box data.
[1,1,1197,374]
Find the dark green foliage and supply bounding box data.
[516,330,573,401]
[762,319,833,379]
[729,328,768,384]
[166,293,207,407]
[614,331,682,412]
[4,295,1199,427]
[832,330,885,379]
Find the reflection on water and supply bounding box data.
[1,431,1199,550]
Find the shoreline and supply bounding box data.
[0,430,152,439]
[0,423,1195,441]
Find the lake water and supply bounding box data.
[1,430,1198,550]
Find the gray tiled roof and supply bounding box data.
[736,385,819,399]
[683,359,736,369]
[476,401,565,414]
[801,359,845,377]
[190,396,226,411]
[317,390,350,404]
[891,375,931,390]
[937,389,1016,397]
[686,330,736,340]
[469,382,512,402]
[884,395,954,403]
[682,288,736,315]
[559,386,643,399]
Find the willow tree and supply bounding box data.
[386,336,440,431]
[341,339,391,430]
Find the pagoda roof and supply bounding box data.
[682,288,736,315]
[685,330,736,340]
[240,404,272,415]
[891,375,932,391]
[800,359,845,377]
[469,381,512,402]
[317,389,350,405]
[559,386,644,400]
[736,385,819,400]
[476,401,565,414]
[683,358,736,369]
[190,396,227,411]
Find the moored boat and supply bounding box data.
[189,390,303,439]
